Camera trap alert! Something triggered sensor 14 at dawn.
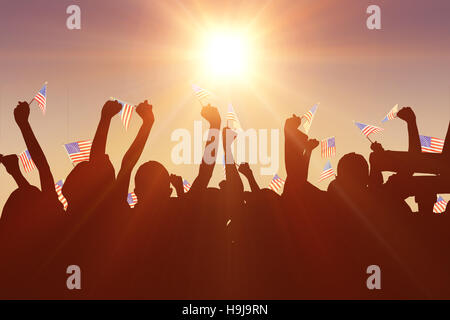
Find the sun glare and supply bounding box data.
[203,31,251,78]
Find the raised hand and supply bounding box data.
[201,104,221,128]
[238,162,252,177]
[169,174,183,191]
[285,114,302,131]
[0,154,21,175]
[397,107,416,123]
[305,138,319,151]
[101,100,122,119]
[14,101,30,127]
[136,100,154,125]
[370,141,385,153]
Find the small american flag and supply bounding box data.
[226,103,241,129]
[183,179,191,192]
[381,104,399,123]
[354,122,384,137]
[318,160,335,182]
[33,82,47,114]
[55,180,68,210]
[113,98,135,130]
[321,137,336,158]
[420,135,444,153]
[301,104,318,133]
[192,84,210,102]
[127,192,138,208]
[64,140,92,164]
[19,150,36,173]
[268,174,285,193]
[433,195,448,214]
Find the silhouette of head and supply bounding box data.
[63,155,115,212]
[134,161,172,204]
[336,152,369,190]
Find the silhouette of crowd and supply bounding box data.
[0,99,449,299]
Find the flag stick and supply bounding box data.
[366,135,374,144]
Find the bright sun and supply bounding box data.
[203,31,250,78]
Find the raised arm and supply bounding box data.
[169,174,185,198]
[90,100,122,161]
[189,105,221,192]
[283,115,310,197]
[0,154,30,189]
[369,107,420,189]
[238,162,260,192]
[300,138,319,182]
[115,100,154,200]
[284,115,308,178]
[223,127,244,195]
[14,101,54,193]
[397,107,420,154]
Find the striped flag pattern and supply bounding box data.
[301,104,318,133]
[33,82,47,114]
[19,150,36,173]
[321,137,336,158]
[433,195,448,214]
[381,104,399,123]
[127,192,138,208]
[226,103,241,129]
[192,84,210,102]
[64,140,92,164]
[355,122,384,137]
[268,174,285,193]
[114,98,135,130]
[55,180,68,210]
[318,160,335,182]
[183,179,191,192]
[420,135,444,153]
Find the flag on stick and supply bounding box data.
[183,180,191,192]
[226,103,241,129]
[301,104,318,133]
[64,140,92,164]
[354,122,384,137]
[127,192,138,208]
[19,150,36,173]
[420,135,444,153]
[192,84,210,104]
[55,180,68,210]
[32,82,47,114]
[112,98,135,130]
[433,195,448,214]
[318,160,335,182]
[321,136,336,158]
[268,174,285,193]
[381,104,399,123]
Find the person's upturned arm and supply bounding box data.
[301,138,319,182]
[90,100,122,161]
[14,101,54,193]
[116,100,154,200]
[223,127,244,195]
[0,154,30,188]
[238,162,260,192]
[397,107,420,154]
[170,174,185,198]
[190,105,221,192]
